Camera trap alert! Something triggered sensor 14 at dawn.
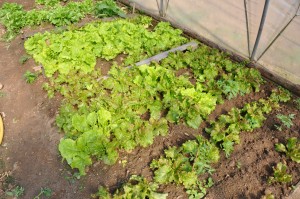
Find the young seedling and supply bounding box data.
[93,175,167,199]
[19,54,31,64]
[34,187,52,199]
[236,161,242,170]
[64,172,81,184]
[121,159,127,168]
[0,91,5,97]
[268,162,292,184]
[295,98,300,110]
[275,137,300,163]
[6,186,25,198]
[24,70,38,84]
[275,114,295,131]
[261,193,275,199]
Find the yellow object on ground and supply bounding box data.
[0,114,3,144]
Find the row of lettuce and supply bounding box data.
[0,0,125,40]
[94,89,298,199]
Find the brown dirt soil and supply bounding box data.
[0,1,300,199]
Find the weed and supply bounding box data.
[78,184,85,191]
[24,70,38,84]
[0,91,5,97]
[236,161,242,169]
[295,98,300,110]
[64,172,80,184]
[34,187,52,199]
[19,54,31,64]
[6,186,25,198]
[4,175,15,184]
[261,193,274,199]
[121,160,127,168]
[12,118,18,123]
[275,114,295,131]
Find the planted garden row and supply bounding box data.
[1,1,298,198]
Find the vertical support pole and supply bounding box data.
[160,0,164,17]
[133,3,136,14]
[244,0,251,58]
[250,0,270,61]
[256,0,300,61]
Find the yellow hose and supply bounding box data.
[0,114,3,144]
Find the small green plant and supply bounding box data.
[261,193,274,199]
[268,162,292,184]
[295,98,300,110]
[236,161,242,169]
[64,172,81,184]
[150,136,219,198]
[270,87,291,102]
[19,54,31,64]
[275,113,295,131]
[24,70,38,84]
[35,0,65,6]
[34,187,52,199]
[275,137,300,163]
[120,159,127,168]
[0,91,5,97]
[92,175,167,199]
[4,175,15,184]
[6,186,25,198]
[94,0,126,18]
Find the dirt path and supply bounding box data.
[0,31,93,198]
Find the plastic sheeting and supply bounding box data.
[127,0,300,85]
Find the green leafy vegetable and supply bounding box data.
[275,137,300,163]
[150,136,219,198]
[93,175,167,199]
[35,0,65,6]
[206,89,284,157]
[161,47,264,102]
[0,0,125,40]
[25,17,187,77]
[24,15,267,177]
[269,86,291,103]
[94,0,126,18]
[268,162,292,184]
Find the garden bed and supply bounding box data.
[0,1,299,199]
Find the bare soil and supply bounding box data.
[0,1,299,199]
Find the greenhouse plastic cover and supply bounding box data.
[127,0,300,85]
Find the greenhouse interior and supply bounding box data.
[0,0,299,198]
